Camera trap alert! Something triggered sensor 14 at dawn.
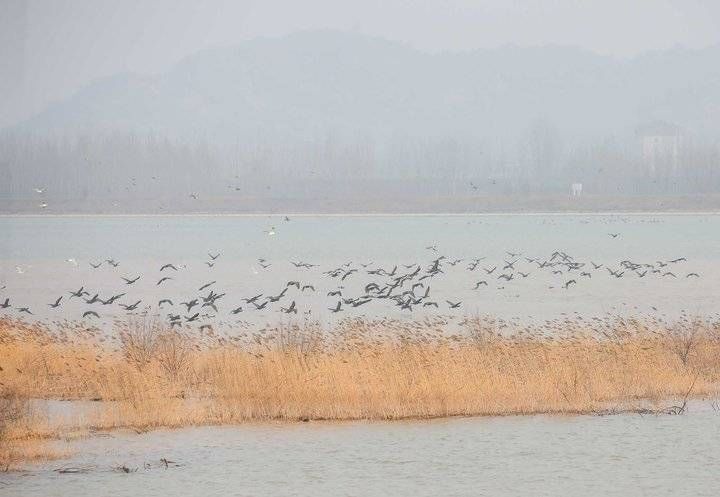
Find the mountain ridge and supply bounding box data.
[9,31,720,145]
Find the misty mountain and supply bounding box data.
[11,31,720,145]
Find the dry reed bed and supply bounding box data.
[1,314,720,467]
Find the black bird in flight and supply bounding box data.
[1,298,11,309]
[157,277,173,286]
[120,300,141,311]
[85,293,102,304]
[267,288,288,302]
[83,310,100,319]
[48,296,63,308]
[69,286,88,299]
[198,281,216,291]
[208,252,221,260]
[103,293,125,305]
[122,276,141,285]
[281,301,298,314]
[243,293,263,304]
[181,299,199,311]
[160,264,178,272]
[446,300,462,309]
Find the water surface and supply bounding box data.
[4,405,720,497]
[1,213,718,326]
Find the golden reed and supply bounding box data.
[1,313,719,467]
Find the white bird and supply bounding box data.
[34,188,45,194]
[15,265,25,274]
[39,202,48,209]
[65,258,79,267]
[267,227,276,236]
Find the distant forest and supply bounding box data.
[2,130,719,207]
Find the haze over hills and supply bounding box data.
[3,31,720,213]
[10,31,720,144]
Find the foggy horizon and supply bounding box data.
[2,1,720,214]
[3,0,720,128]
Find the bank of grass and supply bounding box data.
[1,314,719,466]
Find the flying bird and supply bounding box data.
[181,299,199,311]
[281,301,298,314]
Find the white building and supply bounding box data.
[636,121,682,176]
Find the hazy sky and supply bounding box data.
[2,0,720,127]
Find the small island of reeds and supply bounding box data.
[2,313,719,469]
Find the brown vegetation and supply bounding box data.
[1,313,719,467]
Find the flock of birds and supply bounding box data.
[0,232,702,331]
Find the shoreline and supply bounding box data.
[4,396,710,472]
[3,314,717,469]
[2,210,720,218]
[4,193,720,217]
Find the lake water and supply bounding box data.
[3,214,720,496]
[1,213,719,329]
[3,403,720,497]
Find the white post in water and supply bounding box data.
[570,183,583,197]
